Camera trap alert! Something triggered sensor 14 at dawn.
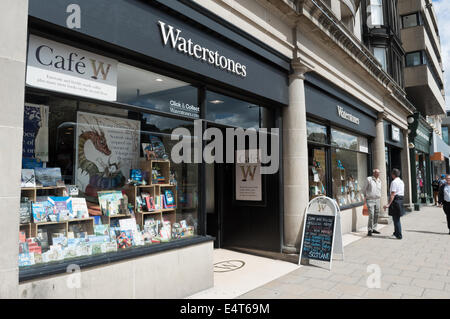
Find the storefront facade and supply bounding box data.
[3,0,290,298]
[304,73,377,233]
[408,113,433,210]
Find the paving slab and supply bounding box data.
[238,206,450,299]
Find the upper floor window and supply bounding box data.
[368,0,384,27]
[405,51,425,67]
[373,47,387,71]
[401,12,421,28]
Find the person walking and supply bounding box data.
[363,169,382,236]
[432,175,441,206]
[437,174,450,235]
[383,168,405,239]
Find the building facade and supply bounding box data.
[399,0,447,208]
[0,0,446,298]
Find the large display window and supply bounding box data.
[19,64,199,268]
[307,120,370,208]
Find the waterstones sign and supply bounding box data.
[158,21,248,78]
[26,35,118,101]
[337,105,360,125]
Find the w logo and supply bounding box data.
[240,165,257,182]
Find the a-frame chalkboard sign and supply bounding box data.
[299,196,344,270]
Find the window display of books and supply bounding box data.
[31,196,90,223]
[19,216,196,267]
[333,160,363,207]
[309,159,326,199]
[19,156,193,269]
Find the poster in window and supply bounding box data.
[235,150,262,201]
[75,112,140,198]
[23,103,49,162]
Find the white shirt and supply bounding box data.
[364,176,381,200]
[390,177,404,196]
[444,184,450,202]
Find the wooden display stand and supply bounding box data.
[20,186,66,238]
[20,159,178,240]
[125,159,177,228]
[30,217,95,238]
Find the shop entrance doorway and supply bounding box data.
[205,124,281,252]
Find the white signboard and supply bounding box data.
[299,196,344,270]
[75,112,140,197]
[235,150,262,201]
[391,125,400,142]
[26,35,118,101]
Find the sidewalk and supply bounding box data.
[238,206,450,299]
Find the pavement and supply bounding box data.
[238,205,450,299]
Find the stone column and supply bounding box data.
[374,113,389,224]
[401,129,413,211]
[282,58,311,253]
[0,0,28,298]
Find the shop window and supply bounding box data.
[19,90,199,268]
[308,146,327,200]
[307,122,369,207]
[206,91,270,129]
[332,148,368,207]
[117,63,199,119]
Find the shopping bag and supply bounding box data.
[362,203,369,216]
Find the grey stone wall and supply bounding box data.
[0,0,28,298]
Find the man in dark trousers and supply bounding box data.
[383,169,405,239]
[437,174,450,235]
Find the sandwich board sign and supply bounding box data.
[299,196,344,270]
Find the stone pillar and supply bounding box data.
[401,129,413,211]
[0,0,28,298]
[374,113,389,224]
[282,59,311,253]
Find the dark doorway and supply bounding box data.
[205,124,281,252]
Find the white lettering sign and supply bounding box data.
[158,21,247,78]
[337,105,360,125]
[169,99,200,118]
[26,35,117,101]
[391,125,400,142]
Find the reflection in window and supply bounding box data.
[307,121,327,144]
[373,47,387,71]
[331,128,358,151]
[443,127,449,145]
[117,63,199,119]
[206,91,272,129]
[405,52,423,67]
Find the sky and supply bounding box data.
[432,0,450,109]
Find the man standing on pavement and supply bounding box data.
[363,169,382,236]
[384,169,405,239]
[437,174,450,235]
